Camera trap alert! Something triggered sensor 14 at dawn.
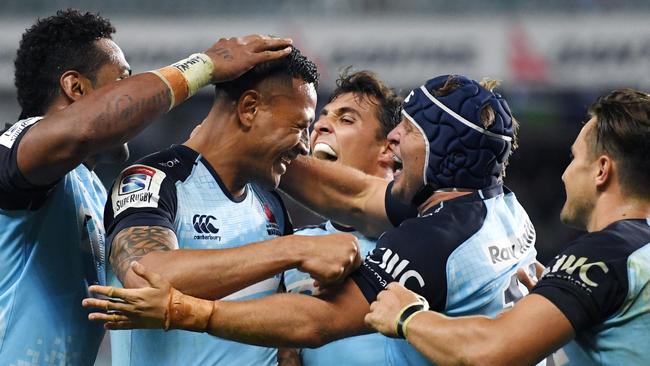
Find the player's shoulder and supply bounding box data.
[384,189,489,249]
[123,145,197,182]
[108,145,197,218]
[560,219,650,261]
[0,117,43,151]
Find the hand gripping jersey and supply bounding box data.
[0,118,106,365]
[104,144,292,366]
[532,218,650,365]
[284,221,389,365]
[352,184,538,365]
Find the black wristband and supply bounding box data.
[396,295,429,339]
[397,304,424,338]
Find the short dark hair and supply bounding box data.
[214,46,318,101]
[329,69,402,140]
[14,9,116,119]
[588,88,650,199]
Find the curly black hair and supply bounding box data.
[14,9,116,119]
[214,46,319,101]
[330,68,402,140]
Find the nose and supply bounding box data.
[312,117,333,135]
[295,129,310,156]
[387,123,402,148]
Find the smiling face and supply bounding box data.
[310,92,391,177]
[248,77,317,189]
[386,118,428,203]
[560,118,599,230]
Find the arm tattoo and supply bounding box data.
[110,226,178,282]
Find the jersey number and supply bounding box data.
[502,262,537,308]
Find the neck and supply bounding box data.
[44,97,70,116]
[586,193,650,232]
[418,189,474,213]
[184,103,249,198]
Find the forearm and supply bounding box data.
[18,73,171,184]
[55,73,170,154]
[126,236,303,299]
[404,312,497,366]
[207,293,365,348]
[280,156,390,237]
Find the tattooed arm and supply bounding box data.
[17,35,293,186]
[110,226,361,300]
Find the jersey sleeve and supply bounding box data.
[104,163,179,253]
[0,118,57,210]
[531,232,632,333]
[350,219,451,310]
[384,180,419,227]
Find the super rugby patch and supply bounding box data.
[111,165,166,217]
[0,117,43,148]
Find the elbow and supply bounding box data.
[290,315,341,348]
[293,322,332,348]
[452,340,506,366]
[65,124,100,158]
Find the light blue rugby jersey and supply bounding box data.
[0,118,106,365]
[352,185,538,365]
[284,221,389,366]
[533,218,650,365]
[104,144,291,366]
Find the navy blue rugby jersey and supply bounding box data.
[533,218,650,365]
[352,185,538,365]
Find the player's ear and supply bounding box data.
[595,154,612,191]
[237,90,259,130]
[60,70,92,102]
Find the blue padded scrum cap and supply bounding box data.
[402,74,514,192]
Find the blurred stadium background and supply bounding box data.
[1,1,649,364]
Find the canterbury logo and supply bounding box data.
[368,248,425,288]
[545,254,609,287]
[193,214,219,234]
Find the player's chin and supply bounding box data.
[560,203,585,230]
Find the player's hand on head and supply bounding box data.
[205,34,292,84]
[365,282,420,337]
[516,261,545,291]
[296,233,361,288]
[82,261,172,330]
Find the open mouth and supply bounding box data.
[392,153,403,173]
[313,143,338,162]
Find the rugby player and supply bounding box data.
[364,88,650,365]
[102,48,361,365]
[281,70,403,365]
[84,74,540,365]
[0,9,294,364]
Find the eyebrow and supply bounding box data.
[320,106,362,118]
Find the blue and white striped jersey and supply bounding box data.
[104,144,291,366]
